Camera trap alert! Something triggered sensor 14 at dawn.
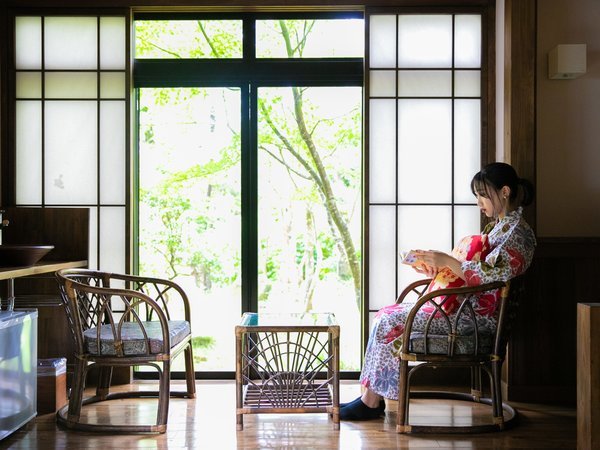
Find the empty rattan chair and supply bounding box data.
[55,268,196,433]
[394,277,524,433]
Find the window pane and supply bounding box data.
[88,207,98,270]
[138,87,241,371]
[397,205,451,291]
[256,19,364,58]
[454,205,480,244]
[16,101,42,204]
[15,17,42,70]
[100,17,126,69]
[16,72,41,98]
[455,70,480,97]
[45,101,97,204]
[45,17,98,69]
[397,99,452,203]
[134,20,242,58]
[100,207,126,273]
[258,86,362,370]
[45,72,97,98]
[398,70,451,97]
[100,72,126,99]
[455,15,481,68]
[369,70,396,97]
[454,99,481,203]
[369,99,396,203]
[100,101,126,205]
[398,15,452,68]
[369,205,397,310]
[369,15,396,68]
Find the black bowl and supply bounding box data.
[0,245,54,267]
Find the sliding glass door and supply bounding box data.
[257,86,362,369]
[138,87,242,370]
[134,14,364,373]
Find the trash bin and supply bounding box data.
[37,358,67,415]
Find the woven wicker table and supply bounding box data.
[235,312,340,430]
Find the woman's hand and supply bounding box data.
[413,250,465,280]
[412,262,437,278]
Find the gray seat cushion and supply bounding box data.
[408,332,493,355]
[83,320,191,356]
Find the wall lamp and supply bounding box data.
[548,44,587,79]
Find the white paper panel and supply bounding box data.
[88,207,98,270]
[455,70,481,97]
[15,17,42,70]
[16,101,42,205]
[100,72,126,98]
[397,99,451,203]
[369,205,397,310]
[398,15,452,68]
[369,70,396,97]
[368,312,377,334]
[369,15,397,68]
[397,205,451,292]
[100,101,126,204]
[398,70,451,97]
[454,205,481,245]
[16,72,41,98]
[369,99,396,203]
[45,101,97,204]
[454,15,481,68]
[100,17,126,70]
[100,207,126,273]
[45,72,97,98]
[454,100,481,203]
[45,17,97,70]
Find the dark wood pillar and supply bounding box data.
[503,0,538,402]
[503,0,537,229]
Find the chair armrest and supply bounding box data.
[395,279,431,304]
[399,280,506,355]
[109,273,192,322]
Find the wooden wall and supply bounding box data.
[506,237,600,404]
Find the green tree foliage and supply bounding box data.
[137,18,362,309]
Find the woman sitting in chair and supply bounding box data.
[341,162,537,421]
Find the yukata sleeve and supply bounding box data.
[460,222,536,286]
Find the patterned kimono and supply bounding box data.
[360,207,536,400]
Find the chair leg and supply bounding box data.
[66,358,88,422]
[470,366,482,401]
[396,359,411,433]
[491,360,504,422]
[156,361,171,428]
[96,366,113,399]
[184,341,196,398]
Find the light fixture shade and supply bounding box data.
[548,44,587,79]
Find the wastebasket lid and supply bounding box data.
[37,357,67,368]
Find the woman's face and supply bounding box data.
[476,193,497,218]
[475,186,509,219]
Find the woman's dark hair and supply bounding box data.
[470,162,535,207]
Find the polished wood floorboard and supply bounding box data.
[1,381,576,449]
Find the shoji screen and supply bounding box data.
[367,13,483,322]
[14,15,128,272]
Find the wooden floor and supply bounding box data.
[1,381,576,449]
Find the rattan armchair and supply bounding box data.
[394,276,524,434]
[55,269,196,433]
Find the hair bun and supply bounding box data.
[518,177,535,206]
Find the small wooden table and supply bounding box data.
[235,312,340,430]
